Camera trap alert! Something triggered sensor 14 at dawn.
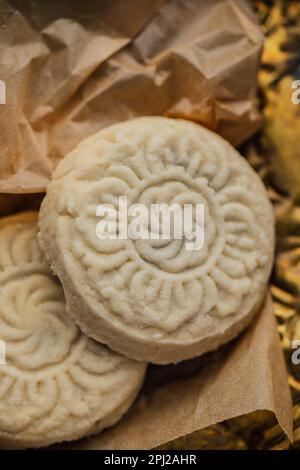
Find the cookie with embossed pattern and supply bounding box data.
[39,117,275,364]
[0,212,146,449]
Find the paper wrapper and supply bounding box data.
[0,0,263,193]
[0,0,293,449]
[62,295,293,449]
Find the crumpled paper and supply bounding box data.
[0,0,293,449]
[62,296,293,449]
[0,0,263,193]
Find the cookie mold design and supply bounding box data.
[0,213,146,449]
[39,117,275,364]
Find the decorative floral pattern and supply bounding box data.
[0,214,145,447]
[49,118,274,341]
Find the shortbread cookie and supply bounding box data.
[0,213,146,449]
[39,117,274,364]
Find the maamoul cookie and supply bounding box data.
[0,213,146,449]
[39,117,274,364]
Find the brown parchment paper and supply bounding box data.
[0,0,263,193]
[60,295,292,449]
[0,0,293,449]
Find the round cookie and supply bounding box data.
[38,117,275,364]
[0,212,146,449]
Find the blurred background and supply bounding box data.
[159,0,300,450]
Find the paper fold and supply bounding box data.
[0,0,263,192]
[60,295,293,449]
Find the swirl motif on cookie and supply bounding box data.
[0,213,146,449]
[39,117,274,363]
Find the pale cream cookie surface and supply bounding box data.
[39,117,275,364]
[0,212,146,449]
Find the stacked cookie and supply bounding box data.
[0,213,145,448]
[0,117,274,448]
